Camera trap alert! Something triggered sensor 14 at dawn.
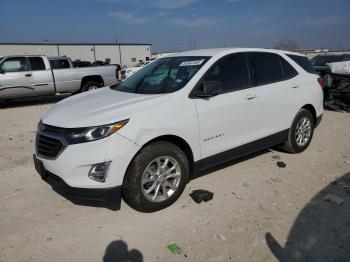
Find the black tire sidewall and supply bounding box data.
[123,141,189,212]
[289,109,315,153]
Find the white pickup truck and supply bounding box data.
[0,55,119,100]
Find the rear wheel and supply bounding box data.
[81,81,103,92]
[282,109,315,153]
[123,141,189,212]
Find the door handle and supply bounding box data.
[245,94,257,100]
[25,73,32,77]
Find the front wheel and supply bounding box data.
[122,141,189,212]
[282,109,315,153]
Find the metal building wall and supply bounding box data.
[0,44,59,56]
[58,45,96,62]
[0,43,152,66]
[119,45,152,66]
[94,45,119,64]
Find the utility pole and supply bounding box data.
[116,39,123,66]
[56,44,60,56]
[92,45,96,62]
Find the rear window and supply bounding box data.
[50,59,70,69]
[29,57,46,70]
[280,57,298,79]
[247,52,284,86]
[287,55,316,74]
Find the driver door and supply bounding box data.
[0,57,35,98]
[193,53,262,160]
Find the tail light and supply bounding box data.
[317,78,324,89]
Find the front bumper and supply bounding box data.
[34,156,122,210]
[35,132,140,189]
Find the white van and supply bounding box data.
[34,48,323,212]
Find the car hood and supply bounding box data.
[42,87,171,128]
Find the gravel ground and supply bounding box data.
[0,96,349,262]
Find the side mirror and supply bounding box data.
[195,81,222,98]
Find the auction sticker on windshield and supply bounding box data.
[179,59,205,67]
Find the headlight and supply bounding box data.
[66,119,129,144]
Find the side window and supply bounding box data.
[287,55,316,74]
[49,59,70,69]
[0,57,29,72]
[203,54,250,92]
[247,52,284,86]
[29,57,46,71]
[280,57,298,79]
[343,55,350,61]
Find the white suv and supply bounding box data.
[34,48,323,212]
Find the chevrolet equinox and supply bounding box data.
[34,48,323,212]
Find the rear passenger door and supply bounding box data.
[194,53,262,159]
[28,57,55,96]
[246,52,299,137]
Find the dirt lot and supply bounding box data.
[0,96,349,262]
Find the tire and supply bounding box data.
[123,141,189,212]
[282,109,315,153]
[81,81,103,92]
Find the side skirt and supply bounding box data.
[193,129,289,177]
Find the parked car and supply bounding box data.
[120,61,151,79]
[311,54,350,101]
[34,48,323,212]
[324,60,350,104]
[0,55,119,100]
[311,54,350,76]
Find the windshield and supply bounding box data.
[311,55,343,66]
[112,56,210,94]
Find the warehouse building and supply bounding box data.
[0,43,152,67]
[299,49,350,59]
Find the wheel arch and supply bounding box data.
[80,75,104,90]
[124,135,195,184]
[301,104,317,124]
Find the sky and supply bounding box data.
[1,0,349,52]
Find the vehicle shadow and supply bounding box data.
[103,240,143,262]
[265,172,350,261]
[0,94,70,109]
[42,173,121,211]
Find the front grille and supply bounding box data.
[36,134,64,159]
[42,124,66,133]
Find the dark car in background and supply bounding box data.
[311,54,350,76]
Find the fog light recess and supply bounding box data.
[88,162,111,182]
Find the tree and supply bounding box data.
[274,39,299,51]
